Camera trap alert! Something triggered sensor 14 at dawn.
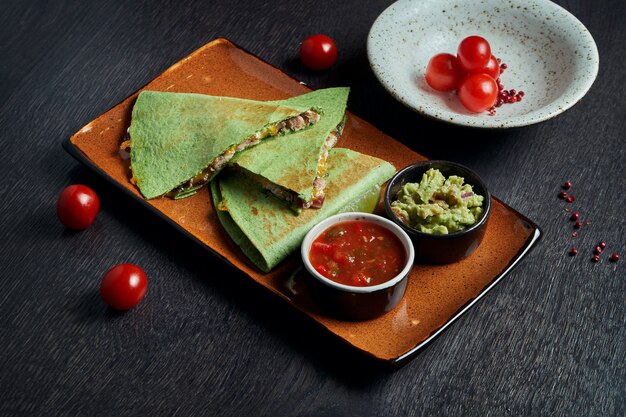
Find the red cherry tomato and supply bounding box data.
[458,73,498,113]
[299,34,337,70]
[457,36,491,73]
[100,263,148,310]
[57,184,100,230]
[425,53,463,91]
[481,55,501,79]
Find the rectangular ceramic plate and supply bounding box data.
[65,38,541,366]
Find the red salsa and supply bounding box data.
[309,220,406,287]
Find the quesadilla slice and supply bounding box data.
[126,90,320,199]
[211,148,396,272]
[228,87,349,212]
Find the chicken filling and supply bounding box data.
[235,120,344,210]
[121,110,320,199]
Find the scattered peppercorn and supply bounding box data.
[558,181,618,267]
[487,62,524,115]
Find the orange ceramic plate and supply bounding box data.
[65,38,541,366]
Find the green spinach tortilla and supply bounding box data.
[211,148,396,272]
[128,90,317,199]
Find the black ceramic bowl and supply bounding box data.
[384,160,491,264]
[301,212,415,320]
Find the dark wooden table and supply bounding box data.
[1,1,624,416]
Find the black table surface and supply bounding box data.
[1,0,624,416]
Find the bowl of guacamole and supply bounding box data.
[384,161,491,264]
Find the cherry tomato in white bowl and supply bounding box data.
[481,55,501,80]
[458,73,498,113]
[456,35,491,73]
[299,34,337,70]
[425,53,462,92]
[100,263,148,310]
[57,184,100,230]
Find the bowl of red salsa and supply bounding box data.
[301,212,414,320]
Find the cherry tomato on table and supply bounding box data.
[100,263,148,310]
[457,35,491,73]
[57,184,100,230]
[425,53,462,91]
[299,34,337,70]
[458,73,498,113]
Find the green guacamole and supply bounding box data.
[390,168,484,234]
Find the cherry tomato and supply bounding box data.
[458,73,498,113]
[425,53,463,91]
[457,36,491,73]
[100,263,148,310]
[299,34,337,70]
[481,55,501,79]
[57,184,100,230]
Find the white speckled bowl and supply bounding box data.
[367,0,599,128]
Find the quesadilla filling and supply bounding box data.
[235,120,344,210]
[121,110,320,199]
